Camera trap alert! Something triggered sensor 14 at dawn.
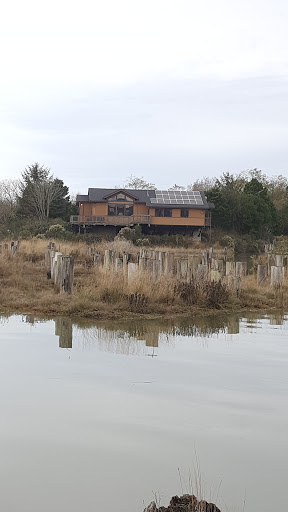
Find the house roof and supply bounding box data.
[76,188,213,209]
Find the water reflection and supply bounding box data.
[0,310,288,512]
[55,317,72,348]
[4,311,286,355]
[48,311,288,354]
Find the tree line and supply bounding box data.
[122,170,288,238]
[1,165,287,239]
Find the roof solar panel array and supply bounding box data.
[150,190,204,205]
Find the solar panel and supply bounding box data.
[150,190,204,205]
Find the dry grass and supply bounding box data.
[0,238,287,318]
[240,273,288,310]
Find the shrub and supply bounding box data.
[46,224,66,237]
[174,279,230,309]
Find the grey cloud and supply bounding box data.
[1,74,288,191]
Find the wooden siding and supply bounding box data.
[134,203,148,215]
[149,208,205,226]
[91,203,107,216]
[77,203,206,226]
[80,203,93,215]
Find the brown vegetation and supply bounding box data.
[0,239,287,319]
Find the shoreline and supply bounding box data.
[0,302,286,322]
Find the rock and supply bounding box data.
[144,494,221,512]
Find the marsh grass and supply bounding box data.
[0,238,287,317]
[240,273,288,310]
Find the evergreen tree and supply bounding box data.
[18,163,72,221]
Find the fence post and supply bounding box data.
[270,266,284,286]
[257,264,268,284]
[59,256,74,294]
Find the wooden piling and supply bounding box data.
[235,261,247,278]
[257,264,268,284]
[59,256,74,293]
[270,266,284,286]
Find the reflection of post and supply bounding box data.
[55,317,73,348]
[227,316,239,334]
[145,331,158,358]
[269,313,284,326]
[145,331,159,348]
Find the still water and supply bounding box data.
[0,312,287,512]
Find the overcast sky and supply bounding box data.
[1,0,288,193]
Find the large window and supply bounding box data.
[181,208,189,218]
[155,208,172,217]
[108,204,133,216]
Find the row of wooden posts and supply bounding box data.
[44,243,287,294]
[94,247,287,290]
[45,242,74,294]
[2,241,285,295]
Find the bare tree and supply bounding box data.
[116,174,157,190]
[187,177,216,192]
[20,179,64,220]
[0,179,20,223]
[19,163,65,221]
[168,184,186,191]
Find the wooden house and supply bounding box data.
[71,188,214,236]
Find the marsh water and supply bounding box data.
[0,312,287,512]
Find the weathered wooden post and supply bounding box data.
[104,249,116,269]
[270,266,284,286]
[127,262,138,284]
[196,264,209,281]
[87,246,94,257]
[177,259,188,281]
[257,264,268,284]
[59,256,74,293]
[152,258,161,282]
[10,241,18,255]
[227,275,241,297]
[275,254,284,267]
[211,258,225,276]
[201,250,208,265]
[225,261,235,276]
[45,242,56,278]
[188,254,201,278]
[93,252,102,266]
[158,250,165,275]
[267,253,275,275]
[54,254,64,285]
[139,249,150,272]
[235,261,247,278]
[51,251,62,280]
[115,257,123,272]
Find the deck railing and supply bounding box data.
[70,215,151,226]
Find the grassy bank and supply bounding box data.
[0,239,287,319]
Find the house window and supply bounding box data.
[181,208,189,218]
[108,204,133,216]
[108,193,133,202]
[155,208,172,217]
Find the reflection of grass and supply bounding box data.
[0,238,287,318]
